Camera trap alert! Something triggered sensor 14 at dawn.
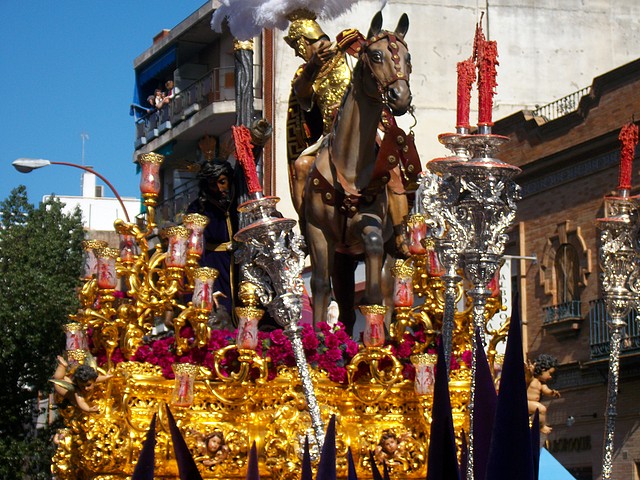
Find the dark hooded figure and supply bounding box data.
[187,160,238,322]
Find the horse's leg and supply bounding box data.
[381,253,396,327]
[292,154,315,215]
[306,222,334,328]
[387,187,410,258]
[332,252,357,335]
[359,221,386,307]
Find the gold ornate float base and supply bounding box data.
[52,362,472,479]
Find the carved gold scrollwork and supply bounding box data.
[201,345,270,405]
[346,347,405,404]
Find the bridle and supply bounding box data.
[359,31,411,104]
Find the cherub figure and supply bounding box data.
[527,354,561,434]
[374,430,411,467]
[192,430,229,467]
[50,355,111,413]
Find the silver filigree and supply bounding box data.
[597,194,640,480]
[424,132,520,480]
[234,196,325,448]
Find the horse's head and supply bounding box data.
[361,12,412,116]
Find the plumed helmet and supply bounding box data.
[284,9,326,57]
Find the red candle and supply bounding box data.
[473,18,499,127]
[477,39,499,126]
[456,58,476,130]
[232,125,263,195]
[617,122,639,191]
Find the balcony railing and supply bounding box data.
[542,300,584,338]
[533,86,590,122]
[589,298,640,359]
[543,300,582,325]
[134,64,263,148]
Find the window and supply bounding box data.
[555,243,580,303]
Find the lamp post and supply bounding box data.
[12,158,131,222]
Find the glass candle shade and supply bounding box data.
[426,247,445,277]
[138,153,164,195]
[487,268,502,298]
[118,233,137,263]
[183,213,209,258]
[96,247,119,289]
[359,305,388,348]
[82,240,108,280]
[165,226,189,268]
[171,363,198,407]
[411,353,437,395]
[391,260,414,308]
[235,307,264,350]
[63,322,88,351]
[192,267,219,312]
[407,214,427,255]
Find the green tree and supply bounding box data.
[0,186,84,477]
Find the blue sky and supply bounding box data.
[1,1,205,206]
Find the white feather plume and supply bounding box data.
[211,0,365,40]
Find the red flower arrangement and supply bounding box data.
[92,320,471,386]
[100,321,358,384]
[387,324,471,379]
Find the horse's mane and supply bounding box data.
[330,51,373,137]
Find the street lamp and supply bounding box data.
[12,158,131,222]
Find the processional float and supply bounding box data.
[50,8,522,480]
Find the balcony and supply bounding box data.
[542,300,583,338]
[133,64,263,149]
[532,86,590,122]
[589,299,640,360]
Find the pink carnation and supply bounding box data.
[460,349,472,367]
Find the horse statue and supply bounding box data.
[303,12,418,334]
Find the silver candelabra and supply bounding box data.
[428,129,520,480]
[597,192,640,479]
[423,132,473,377]
[234,195,326,449]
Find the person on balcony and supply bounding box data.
[151,88,165,110]
[163,80,177,105]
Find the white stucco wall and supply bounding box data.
[45,195,140,231]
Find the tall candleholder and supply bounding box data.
[597,193,640,480]
[425,132,473,377]
[430,130,520,480]
[76,152,215,361]
[233,196,325,449]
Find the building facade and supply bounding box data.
[494,59,640,480]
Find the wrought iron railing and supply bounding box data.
[156,179,199,223]
[589,298,640,359]
[543,300,582,325]
[134,64,263,146]
[533,86,591,122]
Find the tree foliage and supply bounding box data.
[0,186,84,476]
